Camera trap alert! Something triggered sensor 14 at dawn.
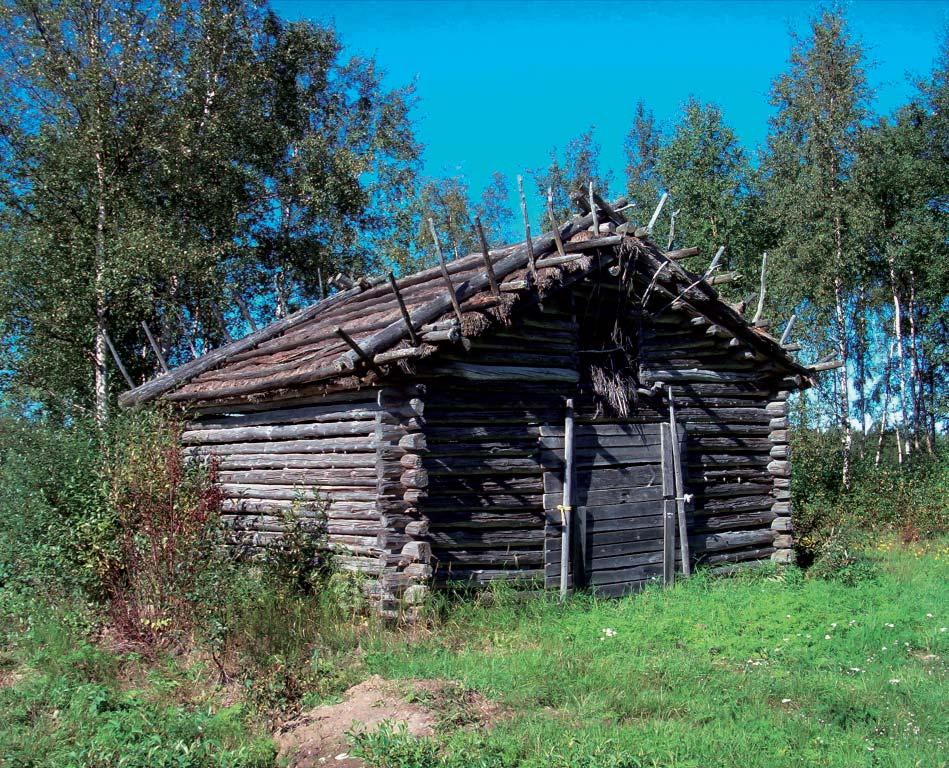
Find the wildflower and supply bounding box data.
[824,635,832,640]
[882,646,887,651]
[849,667,863,673]
[830,623,837,628]
[885,623,895,628]
[601,628,617,638]
[926,613,934,619]
[889,679,900,684]
[781,698,792,704]
[940,628,946,633]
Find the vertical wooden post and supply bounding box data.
[660,421,676,586]
[560,397,575,600]
[753,252,768,324]
[668,386,691,577]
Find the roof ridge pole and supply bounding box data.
[140,320,169,374]
[516,175,538,281]
[427,218,465,325]
[547,187,566,258]
[752,252,768,325]
[588,181,600,235]
[474,216,501,299]
[388,271,421,346]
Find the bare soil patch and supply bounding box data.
[274,675,501,768]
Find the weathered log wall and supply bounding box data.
[411,298,578,587]
[182,391,389,576]
[638,300,793,569]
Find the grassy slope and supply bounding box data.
[0,542,945,767]
[360,542,948,768]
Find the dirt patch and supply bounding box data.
[274,676,501,768]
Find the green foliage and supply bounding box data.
[262,498,331,594]
[533,127,613,223]
[0,1,421,416]
[0,413,108,598]
[791,428,948,564]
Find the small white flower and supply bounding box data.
[335,754,349,761]
[830,623,837,628]
[825,634,832,640]
[882,646,887,651]
[889,679,900,685]
[601,628,617,637]
[849,667,863,673]
[940,627,946,633]
[926,613,934,618]
[885,623,895,628]
[781,698,792,704]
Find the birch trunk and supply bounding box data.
[91,19,109,426]
[888,258,911,461]
[907,272,930,453]
[832,215,852,489]
[875,343,893,468]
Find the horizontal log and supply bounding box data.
[426,509,542,529]
[544,465,662,493]
[699,495,774,514]
[215,454,377,470]
[433,550,544,567]
[426,476,541,495]
[221,484,375,502]
[543,484,663,509]
[220,498,378,517]
[424,456,540,475]
[184,437,375,455]
[186,402,380,430]
[218,469,376,486]
[640,368,761,384]
[540,423,662,438]
[182,420,377,445]
[427,529,544,549]
[691,510,776,532]
[689,529,774,553]
[423,493,542,511]
[422,362,579,383]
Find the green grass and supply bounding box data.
[356,541,948,768]
[0,541,945,767]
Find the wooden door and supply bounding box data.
[542,421,687,596]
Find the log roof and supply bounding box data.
[119,208,814,409]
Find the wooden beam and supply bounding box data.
[561,397,575,599]
[660,421,676,586]
[666,246,700,261]
[427,218,465,325]
[589,181,600,235]
[548,188,567,258]
[140,321,169,374]
[387,272,420,346]
[517,175,538,280]
[752,252,768,324]
[103,330,134,388]
[780,313,797,345]
[668,387,691,577]
[334,327,384,376]
[474,216,501,298]
[647,192,669,234]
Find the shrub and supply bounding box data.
[100,413,223,645]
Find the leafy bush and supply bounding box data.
[0,412,107,598]
[99,413,223,645]
[791,428,948,566]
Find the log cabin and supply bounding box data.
[120,196,820,616]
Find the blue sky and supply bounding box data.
[273,0,948,207]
